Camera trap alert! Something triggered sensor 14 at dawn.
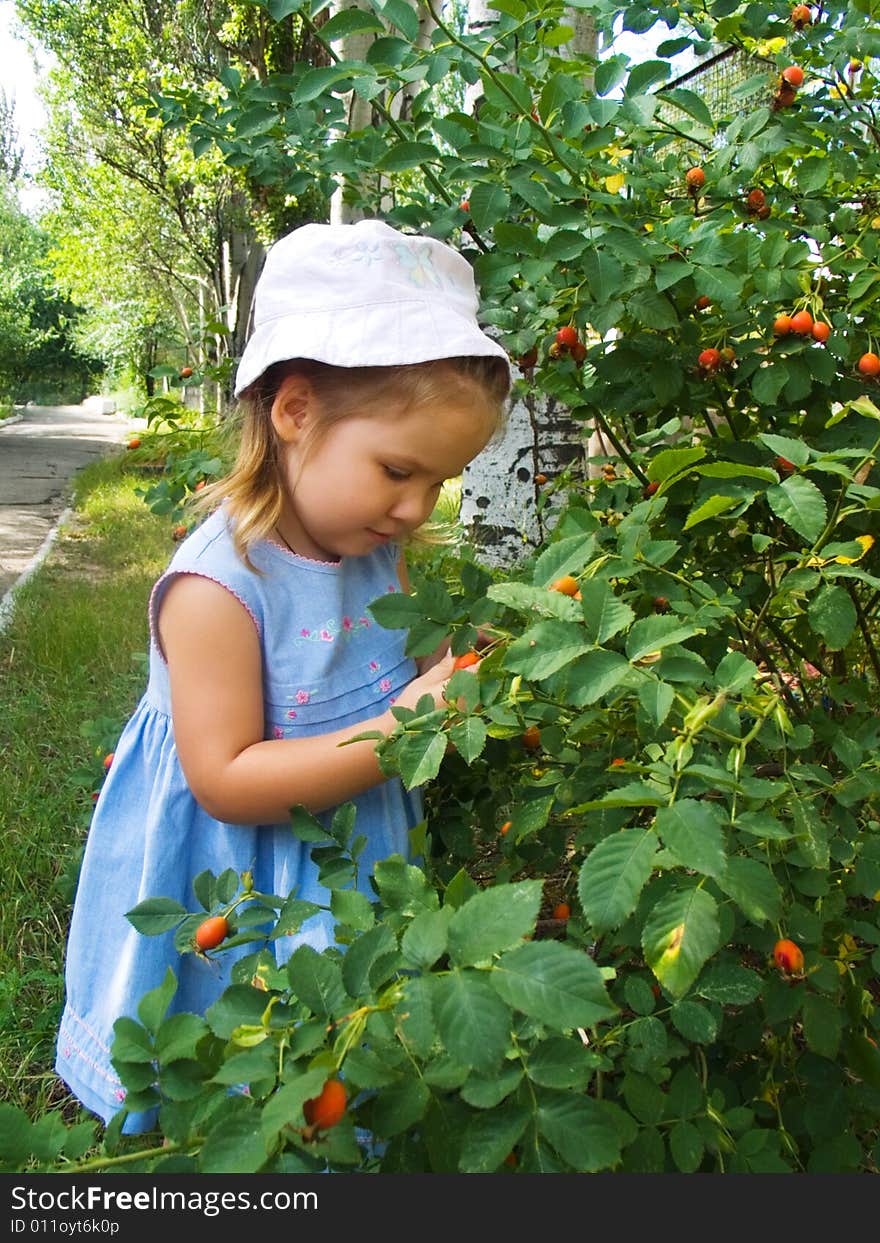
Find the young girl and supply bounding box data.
[55,218,511,1133]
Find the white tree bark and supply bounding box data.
[329,0,378,224]
[459,9,602,564]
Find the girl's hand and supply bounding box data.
[394,651,477,714]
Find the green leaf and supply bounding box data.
[525,1037,604,1089]
[696,962,763,1005]
[505,621,591,680]
[401,908,451,970]
[125,897,187,935]
[766,475,828,544]
[660,87,714,129]
[341,922,397,997]
[395,975,436,1059]
[199,1110,268,1173]
[319,9,385,40]
[796,157,829,194]
[110,1017,155,1064]
[669,999,718,1043]
[646,447,706,484]
[449,716,488,764]
[533,533,598,586]
[373,856,439,914]
[288,804,335,843]
[683,495,739,530]
[655,800,727,878]
[368,591,423,630]
[626,59,671,96]
[537,1093,621,1171]
[447,880,543,967]
[154,1013,210,1065]
[595,57,627,97]
[293,64,365,104]
[396,729,448,789]
[758,433,810,467]
[626,615,704,662]
[286,944,351,1018]
[802,993,842,1059]
[459,1103,530,1172]
[807,585,857,651]
[670,1119,704,1172]
[492,941,618,1029]
[370,1077,431,1138]
[375,141,440,172]
[469,182,511,231]
[210,1042,277,1086]
[715,857,782,926]
[580,581,635,645]
[643,886,720,998]
[579,829,658,932]
[381,0,420,40]
[137,967,178,1034]
[714,650,758,693]
[433,970,512,1072]
[0,1104,35,1163]
[330,888,375,932]
[566,650,631,705]
[791,798,829,869]
[638,680,675,727]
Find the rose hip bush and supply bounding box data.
[5,0,880,1174]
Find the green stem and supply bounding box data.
[64,1141,190,1172]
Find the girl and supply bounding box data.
[55,218,511,1133]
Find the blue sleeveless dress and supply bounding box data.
[55,507,421,1132]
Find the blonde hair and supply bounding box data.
[193,356,510,566]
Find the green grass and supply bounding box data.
[0,457,171,1121]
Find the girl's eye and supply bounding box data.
[384,466,410,481]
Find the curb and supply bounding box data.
[0,505,74,635]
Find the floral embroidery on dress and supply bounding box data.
[292,616,372,647]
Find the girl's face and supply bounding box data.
[274,385,496,562]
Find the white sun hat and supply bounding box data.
[233,218,512,396]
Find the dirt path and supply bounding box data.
[0,403,143,604]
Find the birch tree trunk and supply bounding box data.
[329,0,379,224]
[459,9,599,566]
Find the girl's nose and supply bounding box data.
[388,485,439,527]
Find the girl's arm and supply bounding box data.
[158,574,459,823]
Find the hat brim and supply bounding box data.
[234,298,512,396]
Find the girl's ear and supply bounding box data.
[270,373,315,444]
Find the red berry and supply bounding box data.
[453,651,480,670]
[811,321,830,342]
[460,199,469,212]
[103,752,114,771]
[858,352,880,376]
[550,575,579,597]
[695,295,711,310]
[685,166,705,191]
[653,595,670,612]
[782,65,805,89]
[698,347,721,371]
[746,188,766,213]
[500,820,512,836]
[179,366,193,379]
[195,915,229,952]
[642,480,659,498]
[773,938,804,976]
[773,314,792,336]
[522,725,541,751]
[556,325,579,349]
[552,902,571,921]
[534,473,547,485]
[789,310,814,335]
[517,346,538,370]
[790,4,812,26]
[774,456,796,476]
[127,437,141,450]
[303,1077,347,1131]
